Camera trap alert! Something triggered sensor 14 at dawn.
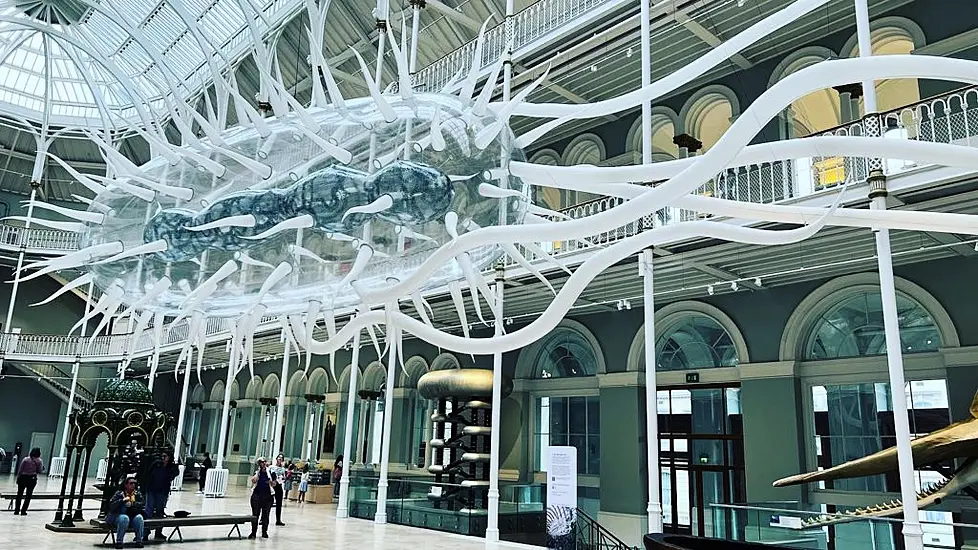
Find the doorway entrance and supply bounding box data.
[658,385,745,537]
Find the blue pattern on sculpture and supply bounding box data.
[143,161,454,262]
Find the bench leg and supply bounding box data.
[167,525,183,542]
[228,523,243,539]
[102,531,111,545]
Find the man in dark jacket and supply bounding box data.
[144,451,179,540]
[106,476,145,549]
[198,452,212,493]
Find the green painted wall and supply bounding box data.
[0,376,64,456]
[599,385,646,515]
[741,377,806,503]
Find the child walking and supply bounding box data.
[298,466,310,503]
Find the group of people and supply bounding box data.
[246,454,344,538]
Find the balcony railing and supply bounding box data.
[404,0,622,94]
[2,86,977,363]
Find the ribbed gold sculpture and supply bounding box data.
[417,369,513,399]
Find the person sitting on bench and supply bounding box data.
[106,475,146,549]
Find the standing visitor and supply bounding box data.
[284,462,295,499]
[144,451,180,540]
[331,455,343,499]
[14,447,42,515]
[197,452,212,494]
[248,457,274,539]
[297,466,310,503]
[270,454,287,526]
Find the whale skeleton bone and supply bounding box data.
[776,389,978,527]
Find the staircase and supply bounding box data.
[575,509,641,550]
[8,362,95,407]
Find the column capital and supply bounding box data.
[672,133,703,154]
[832,83,864,98]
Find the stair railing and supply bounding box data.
[575,508,641,550]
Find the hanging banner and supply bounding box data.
[547,446,577,550]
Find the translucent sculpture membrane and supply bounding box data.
[81,93,527,317]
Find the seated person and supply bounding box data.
[105,475,145,549]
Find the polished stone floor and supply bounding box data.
[0,475,538,549]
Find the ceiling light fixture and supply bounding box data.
[707,285,714,296]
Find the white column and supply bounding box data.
[59,281,94,458]
[337,330,361,518]
[854,0,878,114]
[0,185,38,375]
[216,331,239,469]
[486,266,506,541]
[374,330,398,524]
[640,0,652,166]
[272,339,291,459]
[173,359,193,462]
[303,402,314,460]
[641,249,663,533]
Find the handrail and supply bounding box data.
[709,501,977,529]
[576,508,639,550]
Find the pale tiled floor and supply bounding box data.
[0,475,538,549]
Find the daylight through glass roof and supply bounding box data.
[0,0,303,127]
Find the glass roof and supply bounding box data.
[0,0,304,127]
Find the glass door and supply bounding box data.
[658,385,745,537]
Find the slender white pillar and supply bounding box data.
[304,402,315,459]
[374,328,398,524]
[854,0,878,115]
[173,358,193,462]
[59,280,94,458]
[408,0,421,73]
[272,339,291,459]
[640,0,652,166]
[337,330,362,518]
[216,328,240,469]
[486,266,506,541]
[641,249,663,533]
[0,185,38,375]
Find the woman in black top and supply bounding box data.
[248,457,275,539]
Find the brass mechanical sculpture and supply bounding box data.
[774,390,978,527]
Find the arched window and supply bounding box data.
[805,290,941,360]
[770,48,841,136]
[628,112,679,161]
[685,89,737,152]
[533,327,598,379]
[529,149,563,211]
[849,25,922,113]
[655,314,739,371]
[560,135,605,207]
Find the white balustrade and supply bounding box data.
[203,468,229,498]
[96,458,108,483]
[170,464,186,491]
[49,456,66,478]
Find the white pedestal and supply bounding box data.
[49,456,66,478]
[96,458,108,482]
[204,468,229,498]
[170,465,186,491]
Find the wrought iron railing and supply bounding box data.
[575,508,640,550]
[10,362,95,405]
[404,0,622,94]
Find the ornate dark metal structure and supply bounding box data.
[49,378,171,529]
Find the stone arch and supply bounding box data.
[769,46,840,135]
[842,18,926,113]
[529,148,564,210]
[779,273,958,361]
[261,374,280,399]
[680,85,740,152]
[397,355,430,388]
[336,363,360,394]
[361,361,387,391]
[430,353,461,371]
[287,370,308,397]
[515,319,606,379]
[190,384,206,405]
[561,133,606,166]
[208,380,226,403]
[626,301,750,372]
[626,106,680,161]
[529,149,561,165]
[244,376,263,400]
[307,367,330,396]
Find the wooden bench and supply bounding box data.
[92,514,256,544]
[1,492,100,511]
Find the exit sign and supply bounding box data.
[685,372,700,383]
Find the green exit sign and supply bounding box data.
[685,372,700,383]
